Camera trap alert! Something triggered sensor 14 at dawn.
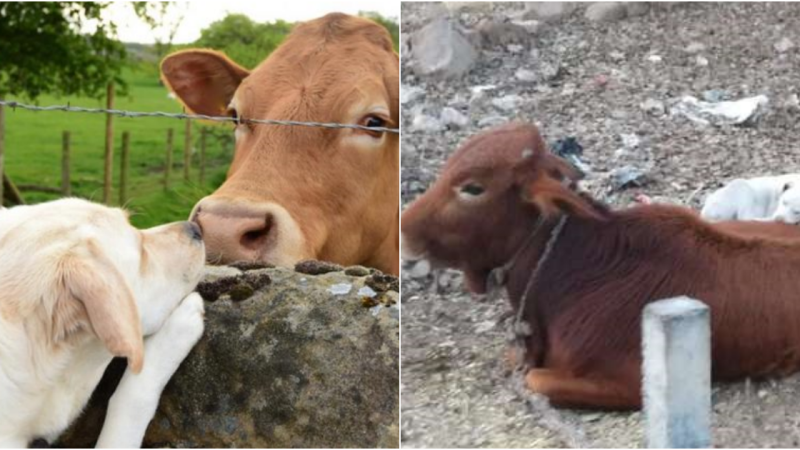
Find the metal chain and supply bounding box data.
[0,100,400,134]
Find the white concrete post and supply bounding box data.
[643,296,711,448]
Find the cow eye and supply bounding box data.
[359,114,387,138]
[459,183,485,197]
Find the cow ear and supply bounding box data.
[161,49,250,116]
[58,241,144,373]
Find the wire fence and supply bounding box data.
[0,100,401,134]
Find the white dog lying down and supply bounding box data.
[701,175,800,221]
[0,198,206,448]
[772,182,800,224]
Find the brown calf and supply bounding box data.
[161,13,399,274]
[401,122,800,409]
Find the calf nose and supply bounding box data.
[192,206,275,263]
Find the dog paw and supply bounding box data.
[145,292,205,367]
[164,292,205,345]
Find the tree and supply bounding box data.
[359,11,399,51]
[193,15,293,69]
[0,2,131,99]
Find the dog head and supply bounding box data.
[0,198,205,373]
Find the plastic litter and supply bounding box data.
[610,165,648,190]
[551,137,590,178]
[670,94,769,126]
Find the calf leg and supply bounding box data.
[526,368,641,410]
[95,293,205,448]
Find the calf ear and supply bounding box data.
[522,176,604,220]
[58,242,144,373]
[516,154,603,220]
[161,49,250,116]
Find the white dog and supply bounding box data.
[701,175,800,222]
[0,198,206,448]
[771,182,800,224]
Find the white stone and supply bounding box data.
[440,107,469,129]
[492,94,523,111]
[775,37,795,53]
[411,113,444,132]
[401,85,425,105]
[685,41,706,53]
[328,283,352,295]
[514,68,537,82]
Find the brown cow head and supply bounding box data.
[161,13,399,274]
[401,122,604,292]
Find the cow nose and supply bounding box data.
[192,205,275,263]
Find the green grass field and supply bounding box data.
[4,64,234,228]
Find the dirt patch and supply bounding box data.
[401,2,800,448]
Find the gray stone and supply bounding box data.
[585,2,628,23]
[641,98,666,116]
[625,2,650,17]
[478,116,509,128]
[440,107,470,129]
[517,2,576,23]
[475,19,532,49]
[411,18,478,79]
[59,265,399,448]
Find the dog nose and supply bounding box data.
[184,221,203,241]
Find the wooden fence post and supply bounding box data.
[643,296,711,448]
[0,96,5,204]
[2,173,24,205]
[119,131,130,205]
[165,128,174,190]
[103,82,114,204]
[184,119,192,182]
[62,131,71,196]
[199,127,207,186]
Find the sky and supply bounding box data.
[101,1,399,44]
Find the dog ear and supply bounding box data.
[58,241,144,373]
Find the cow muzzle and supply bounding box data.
[191,197,307,267]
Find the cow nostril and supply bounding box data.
[239,214,273,251]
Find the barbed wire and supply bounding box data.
[0,100,400,134]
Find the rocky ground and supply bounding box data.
[400,2,800,448]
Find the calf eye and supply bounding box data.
[460,183,485,197]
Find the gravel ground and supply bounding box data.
[400,2,800,448]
